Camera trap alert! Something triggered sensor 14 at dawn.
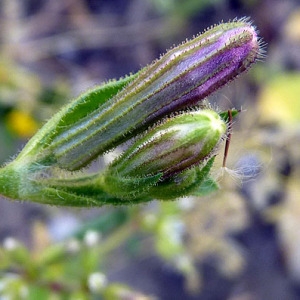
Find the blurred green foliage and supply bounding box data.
[0,195,248,299]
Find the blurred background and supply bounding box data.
[1,0,300,299]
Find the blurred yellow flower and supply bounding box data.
[5,110,39,138]
[258,72,300,126]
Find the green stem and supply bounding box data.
[0,163,22,200]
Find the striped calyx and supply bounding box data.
[107,109,226,179]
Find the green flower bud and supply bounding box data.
[101,109,226,200]
[112,109,225,177]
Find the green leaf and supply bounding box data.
[193,177,218,196]
[219,109,239,123]
[192,156,219,196]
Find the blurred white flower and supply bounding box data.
[84,230,101,247]
[88,272,107,293]
[3,237,20,251]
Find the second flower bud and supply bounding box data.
[102,109,226,200]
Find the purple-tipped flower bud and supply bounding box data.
[108,109,226,179]
[46,19,260,170]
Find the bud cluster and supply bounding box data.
[39,18,261,171]
[0,18,263,206]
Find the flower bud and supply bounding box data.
[110,109,226,179]
[102,109,225,200]
[42,19,260,170]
